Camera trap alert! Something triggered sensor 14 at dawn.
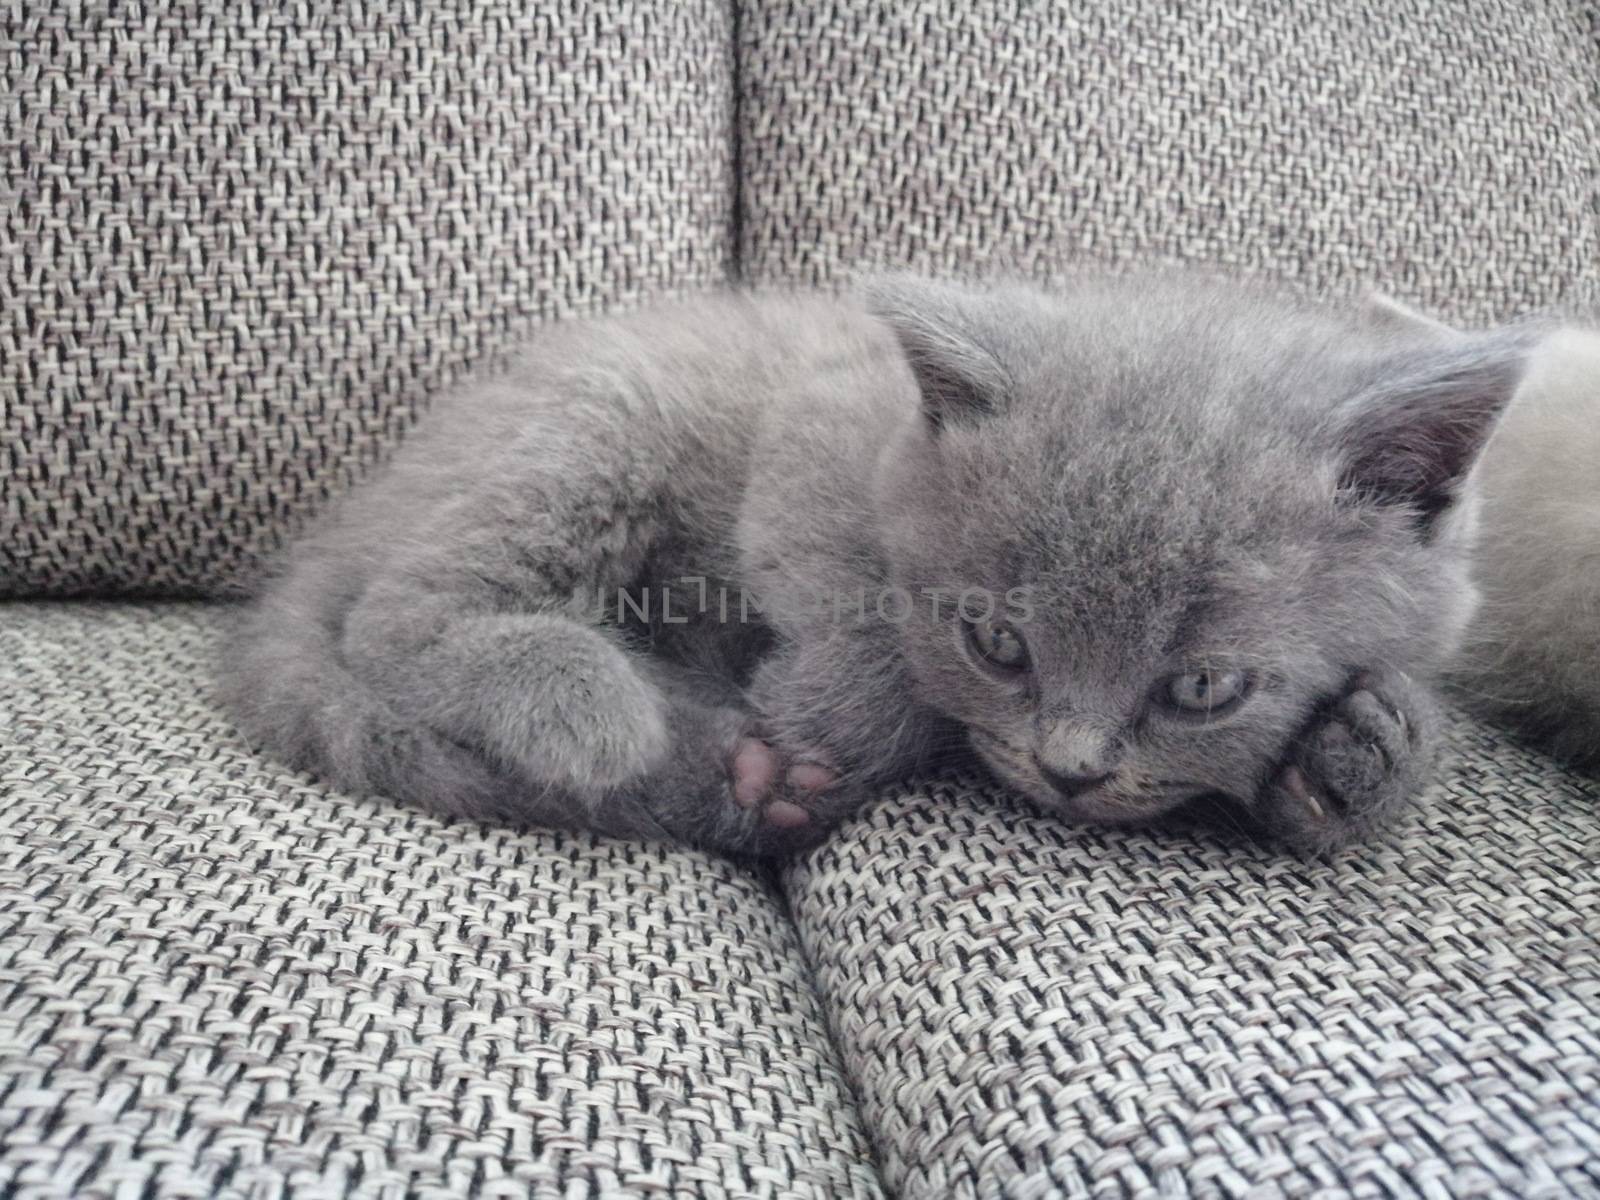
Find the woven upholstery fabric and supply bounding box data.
[0,605,883,1199]
[1,4,734,599]
[785,722,1600,1198]
[738,0,1600,325]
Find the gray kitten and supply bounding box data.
[224,273,1535,856]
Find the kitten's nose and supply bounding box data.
[1038,763,1114,799]
[1037,716,1124,790]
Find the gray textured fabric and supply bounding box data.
[785,720,1600,1198]
[0,605,884,1199]
[8,4,1600,1196]
[1,4,734,599]
[738,0,1600,325]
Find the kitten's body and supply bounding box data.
[230,294,924,850]
[227,274,1535,854]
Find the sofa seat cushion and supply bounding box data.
[786,718,1600,1197]
[737,0,1600,326]
[0,603,882,1199]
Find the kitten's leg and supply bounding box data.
[341,588,834,854]
[341,590,673,807]
[1258,668,1442,853]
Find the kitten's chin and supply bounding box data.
[979,755,1175,829]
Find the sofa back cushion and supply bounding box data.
[737,0,1600,325]
[2,4,734,597]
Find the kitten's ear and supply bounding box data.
[860,275,1012,432]
[1359,291,1465,341]
[1334,329,1538,529]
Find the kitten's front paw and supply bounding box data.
[1260,669,1441,853]
[728,736,845,855]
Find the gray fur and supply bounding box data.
[223,272,1536,856]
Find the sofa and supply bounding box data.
[3,3,1597,1196]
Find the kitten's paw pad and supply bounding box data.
[784,758,838,795]
[1263,670,1438,853]
[763,799,814,830]
[768,750,843,830]
[763,755,840,831]
[726,738,821,831]
[721,737,846,847]
[731,737,780,809]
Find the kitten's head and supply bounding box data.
[864,273,1533,850]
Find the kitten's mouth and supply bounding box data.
[969,734,1190,826]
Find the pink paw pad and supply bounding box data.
[729,738,837,831]
[785,762,837,794]
[764,800,812,829]
[731,737,779,809]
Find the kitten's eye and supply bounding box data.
[965,619,1030,672]
[1161,669,1251,714]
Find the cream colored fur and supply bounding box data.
[1451,327,1600,766]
